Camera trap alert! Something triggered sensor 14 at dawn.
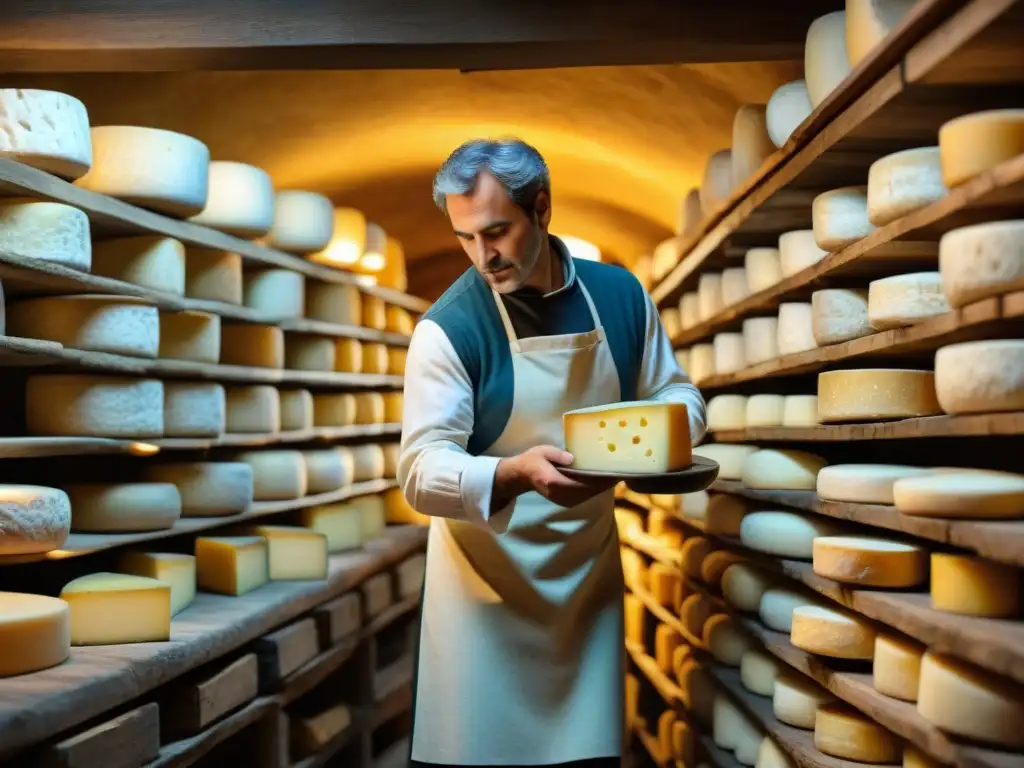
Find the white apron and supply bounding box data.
[411,278,625,765]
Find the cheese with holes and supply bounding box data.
[299,503,363,552]
[564,401,691,473]
[778,230,827,278]
[874,633,924,701]
[386,305,414,335]
[939,110,1024,188]
[732,105,775,187]
[164,382,226,437]
[142,462,253,516]
[334,339,364,373]
[868,272,949,329]
[117,552,196,616]
[362,295,388,331]
[759,588,819,632]
[624,593,645,644]
[743,317,779,365]
[64,483,180,532]
[701,550,743,588]
[314,393,357,427]
[713,694,743,749]
[813,187,874,251]
[26,375,163,438]
[935,339,1024,414]
[722,563,774,612]
[281,389,314,431]
[246,525,328,580]
[92,236,186,295]
[0,199,91,270]
[814,704,902,762]
[813,535,927,587]
[698,273,725,321]
[894,469,1024,518]
[689,344,715,383]
[734,710,763,767]
[225,385,280,433]
[188,161,274,237]
[742,449,828,491]
[867,146,946,226]
[0,89,90,178]
[694,444,757,481]
[791,605,875,659]
[306,282,362,326]
[701,150,734,215]
[233,450,307,501]
[805,12,851,107]
[680,292,700,329]
[766,80,814,148]
[61,572,171,645]
[350,444,386,481]
[244,269,305,318]
[267,191,334,253]
[195,536,269,596]
[747,394,785,427]
[931,552,1021,617]
[846,0,916,67]
[362,342,389,375]
[745,248,783,294]
[705,494,751,537]
[159,310,220,364]
[774,674,833,729]
[75,126,209,217]
[681,593,716,638]
[681,536,715,580]
[818,368,941,422]
[220,324,284,368]
[649,562,684,608]
[918,652,1024,748]
[0,593,70,677]
[286,336,335,371]
[741,510,840,559]
[7,295,159,357]
[705,614,754,666]
[655,624,682,673]
[757,737,794,768]
[938,220,1024,308]
[303,449,349,494]
[714,333,746,374]
[0,486,71,555]
[817,464,935,504]
[741,650,785,696]
[783,396,819,427]
[184,247,242,304]
[811,289,871,345]
[777,302,817,356]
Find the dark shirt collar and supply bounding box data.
[512,235,576,299]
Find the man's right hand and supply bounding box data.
[492,445,616,510]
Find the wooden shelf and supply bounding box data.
[627,640,688,709]
[710,413,1024,443]
[147,696,278,768]
[626,579,703,649]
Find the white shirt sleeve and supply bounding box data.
[636,290,708,445]
[396,319,513,532]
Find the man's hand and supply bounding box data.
[493,445,616,510]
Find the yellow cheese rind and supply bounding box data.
[624,593,645,646]
[701,550,744,588]
[91,236,187,295]
[938,220,1024,308]
[655,623,682,673]
[649,562,684,609]
[741,449,828,491]
[818,368,941,422]
[904,746,942,768]
[680,593,716,639]
[705,494,752,537]
[931,552,1021,617]
[939,109,1024,188]
[873,633,924,702]
[0,485,71,555]
[812,535,927,588]
[249,525,328,580]
[681,536,715,580]
[791,605,876,660]
[117,552,196,616]
[60,572,171,645]
[195,536,269,596]
[814,704,902,763]
[64,483,181,533]
[868,272,950,330]
[704,614,754,666]
[0,592,71,677]
[564,401,691,473]
[935,339,1024,415]
[160,310,220,364]
[220,324,285,369]
[893,469,1024,519]
[774,673,833,729]
[742,510,843,559]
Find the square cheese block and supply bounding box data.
[60,573,171,646]
[195,536,269,596]
[564,401,691,473]
[245,525,328,581]
[117,552,196,616]
[299,503,363,552]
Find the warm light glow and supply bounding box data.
[557,234,601,262]
[129,442,160,456]
[359,222,388,272]
[309,207,367,267]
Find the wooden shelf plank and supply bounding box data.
[153,423,401,451]
[0,436,159,459]
[626,581,704,650]
[627,640,688,709]
[0,525,427,762]
[710,413,1024,443]
[146,696,277,768]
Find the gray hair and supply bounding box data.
[432,138,550,214]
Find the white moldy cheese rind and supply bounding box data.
[917,652,1024,749]
[0,485,71,555]
[791,605,876,659]
[0,592,71,677]
[225,385,281,433]
[220,324,285,368]
[778,230,827,278]
[722,268,750,306]
[812,535,927,587]
[893,469,1024,519]
[935,339,1024,414]
[117,551,196,616]
[874,633,924,702]
[689,344,715,384]
[811,289,871,346]
[846,0,916,67]
[0,89,91,179]
[740,650,785,697]
[280,389,314,431]
[743,317,779,366]
[63,483,181,532]
[812,187,874,252]
[159,310,220,364]
[713,333,746,375]
[698,272,724,321]
[745,248,783,293]
[184,248,243,304]
[694,444,758,481]
[722,562,774,612]
[350,444,386,482]
[741,449,828,491]
[774,674,834,729]
[777,302,817,357]
[164,382,226,438]
[817,368,941,422]
[758,587,819,632]
[266,190,335,253]
[817,464,936,504]
[188,161,275,238]
[233,450,308,501]
[783,396,819,427]
[700,150,734,216]
[740,510,840,559]
[938,220,1024,308]
[766,80,813,148]
[805,11,852,107]
[939,109,1024,189]
[143,461,253,516]
[713,694,743,749]
[732,105,776,187]
[91,236,186,295]
[75,126,210,218]
[708,395,748,431]
[867,146,946,226]
[60,572,171,645]
[26,375,163,438]
[680,292,700,329]
[814,704,902,763]
[0,199,91,270]
[6,295,160,358]
[868,272,950,330]
[746,394,785,427]
[564,401,691,473]
[930,552,1021,617]
[243,269,305,319]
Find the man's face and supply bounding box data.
[445,171,549,294]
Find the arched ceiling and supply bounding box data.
[7,62,801,298]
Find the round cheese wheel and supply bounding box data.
[817,368,941,422]
[741,511,841,559]
[351,444,386,481]
[142,462,253,516]
[812,186,874,252]
[722,267,751,306]
[874,633,924,702]
[743,317,780,366]
[0,199,91,270]
[733,709,764,766]
[713,694,743,749]
[791,605,876,659]
[894,469,1024,519]
[811,288,871,345]
[188,161,275,238]
[756,736,794,768]
[938,220,1024,308]
[681,536,715,580]
[233,450,308,501]
[0,593,71,677]
[184,247,242,304]
[774,673,834,729]
[741,649,786,696]
[701,550,744,588]
[778,230,827,277]
[708,395,748,431]
[931,552,1021,618]
[688,343,716,384]
[220,324,285,369]
[759,587,820,632]
[680,188,703,236]
[314,393,357,427]
[766,80,813,148]
[681,490,710,525]
[700,150,734,215]
[661,308,682,339]
[817,464,936,504]
[722,563,775,612]
[25,375,163,438]
[813,535,927,587]
[680,592,717,639]
[814,704,902,762]
[225,385,281,434]
[695,444,758,481]
[266,190,334,253]
[159,310,220,364]
[91,236,187,295]
[0,89,91,179]
[699,272,725,321]
[868,272,950,330]
[745,248,783,293]
[777,302,817,356]
[935,339,1024,414]
[680,292,701,329]
[867,146,946,226]
[746,394,785,427]
[939,109,1024,188]
[805,11,852,107]
[63,483,181,532]
[846,0,916,67]
[0,486,71,555]
[705,494,752,537]
[243,269,305,319]
[732,104,775,187]
[75,126,210,217]
[741,449,828,491]
[164,381,226,438]
[714,333,747,375]
[782,396,819,427]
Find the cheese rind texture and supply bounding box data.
[0,199,91,270]
[811,289,871,345]
[188,161,275,238]
[0,592,71,677]
[314,393,357,427]
[722,563,775,612]
[778,230,827,278]
[732,105,776,187]
[846,0,916,67]
[7,295,159,357]
[930,552,1021,617]
[766,80,813,148]
[774,674,833,729]
[741,650,785,696]
[0,485,71,555]
[805,11,852,107]
[91,236,186,295]
[714,334,746,375]
[63,483,181,532]
[705,494,751,537]
[817,464,935,504]
[195,536,269,596]
[873,633,924,702]
[935,339,1024,414]
[867,146,946,226]
[0,88,91,179]
[812,186,874,251]
[233,450,308,501]
[783,395,819,427]
[814,704,902,763]
[564,401,691,473]
[226,385,281,433]
[694,444,757,481]
[746,394,785,427]
[741,449,828,491]
[220,324,285,369]
[243,269,305,319]
[117,552,196,616]
[939,109,1024,188]
[267,190,334,253]
[745,248,783,293]
[700,150,734,216]
[777,302,817,356]
[791,605,875,659]
[142,462,253,516]
[26,375,163,438]
[164,381,226,438]
[868,272,950,330]
[60,572,171,645]
[741,511,840,559]
[893,469,1024,519]
[743,317,779,366]
[159,310,220,364]
[938,220,1024,308]
[184,248,242,304]
[817,368,941,422]
[812,535,927,587]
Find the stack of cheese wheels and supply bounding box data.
[0,89,92,179]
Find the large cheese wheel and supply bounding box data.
[164,382,226,438]
[722,267,750,306]
[931,552,1021,617]
[740,510,840,559]
[688,344,715,384]
[817,464,936,504]
[142,462,253,516]
[280,389,314,431]
[188,161,275,237]
[75,126,210,217]
[935,339,1024,414]
[746,394,785,427]
[25,375,163,438]
[708,395,748,432]
[232,450,308,501]
[698,273,724,321]
[814,705,902,763]
[743,317,779,365]
[220,324,285,369]
[791,605,876,659]
[812,187,874,252]
[741,650,786,697]
[868,272,949,330]
[680,292,700,329]
[846,0,916,67]
[714,333,746,375]
[741,449,828,491]
[0,593,71,677]
[778,230,827,278]
[766,81,813,148]
[700,150,734,215]
[722,563,775,612]
[184,247,243,304]
[777,303,817,356]
[745,248,783,293]
[350,444,386,481]
[0,486,71,555]
[894,469,1024,519]
[266,190,334,253]
[811,289,871,345]
[732,105,775,187]
[243,269,305,318]
[225,385,281,433]
[782,396,819,427]
[0,89,91,179]
[758,587,819,632]
[6,295,159,358]
[774,674,834,729]
[939,109,1024,188]
[91,236,186,295]
[938,220,1024,308]
[313,393,357,427]
[917,652,1024,749]
[874,633,924,702]
[63,483,181,532]
[694,444,758,481]
[817,368,941,422]
[805,12,852,107]
[0,199,91,270]
[867,147,946,226]
[813,535,927,587]
[160,310,220,364]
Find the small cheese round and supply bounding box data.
[679,188,703,236]
[188,161,275,238]
[812,187,874,252]
[917,652,1024,749]
[689,344,716,384]
[25,375,163,438]
[142,462,253,516]
[846,0,916,67]
[680,292,701,329]
[382,392,403,424]
[75,126,210,217]
[811,289,872,345]
[868,272,950,330]
[680,593,717,639]
[766,80,813,148]
[243,269,305,319]
[706,494,752,537]
[777,303,817,356]
[742,449,828,491]
[694,444,759,481]
[362,294,389,332]
[91,236,186,295]
[817,464,935,504]
[355,393,386,425]
[266,190,334,253]
[220,324,285,369]
[159,310,220,364]
[164,382,226,438]
[782,396,819,427]
[225,385,281,433]
[0,89,91,179]
[681,490,710,525]
[708,395,748,431]
[713,694,743,749]
[351,444,386,481]
[759,588,819,632]
[661,309,682,339]
[0,486,71,555]
[814,704,902,763]
[874,633,924,702]
[700,150,734,215]
[723,267,751,306]
[722,563,775,612]
[681,536,715,580]
[939,109,1024,188]
[63,483,181,532]
[938,220,1024,308]
[867,146,946,226]
[778,230,827,277]
[746,394,785,427]
[774,673,834,729]
[714,333,747,375]
[741,649,786,696]
[701,550,745,588]
[745,248,783,293]
[935,339,1024,415]
[313,393,357,427]
[805,11,852,107]
[756,737,794,768]
[931,552,1021,618]
[743,317,780,366]
[732,105,775,187]
[699,272,725,321]
[742,511,841,559]
[817,368,941,422]
[305,282,362,326]
[233,450,308,501]
[791,605,876,659]
[0,592,71,677]
[894,469,1024,519]
[286,336,335,372]
[0,199,91,270]
[813,535,927,587]
[185,247,242,304]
